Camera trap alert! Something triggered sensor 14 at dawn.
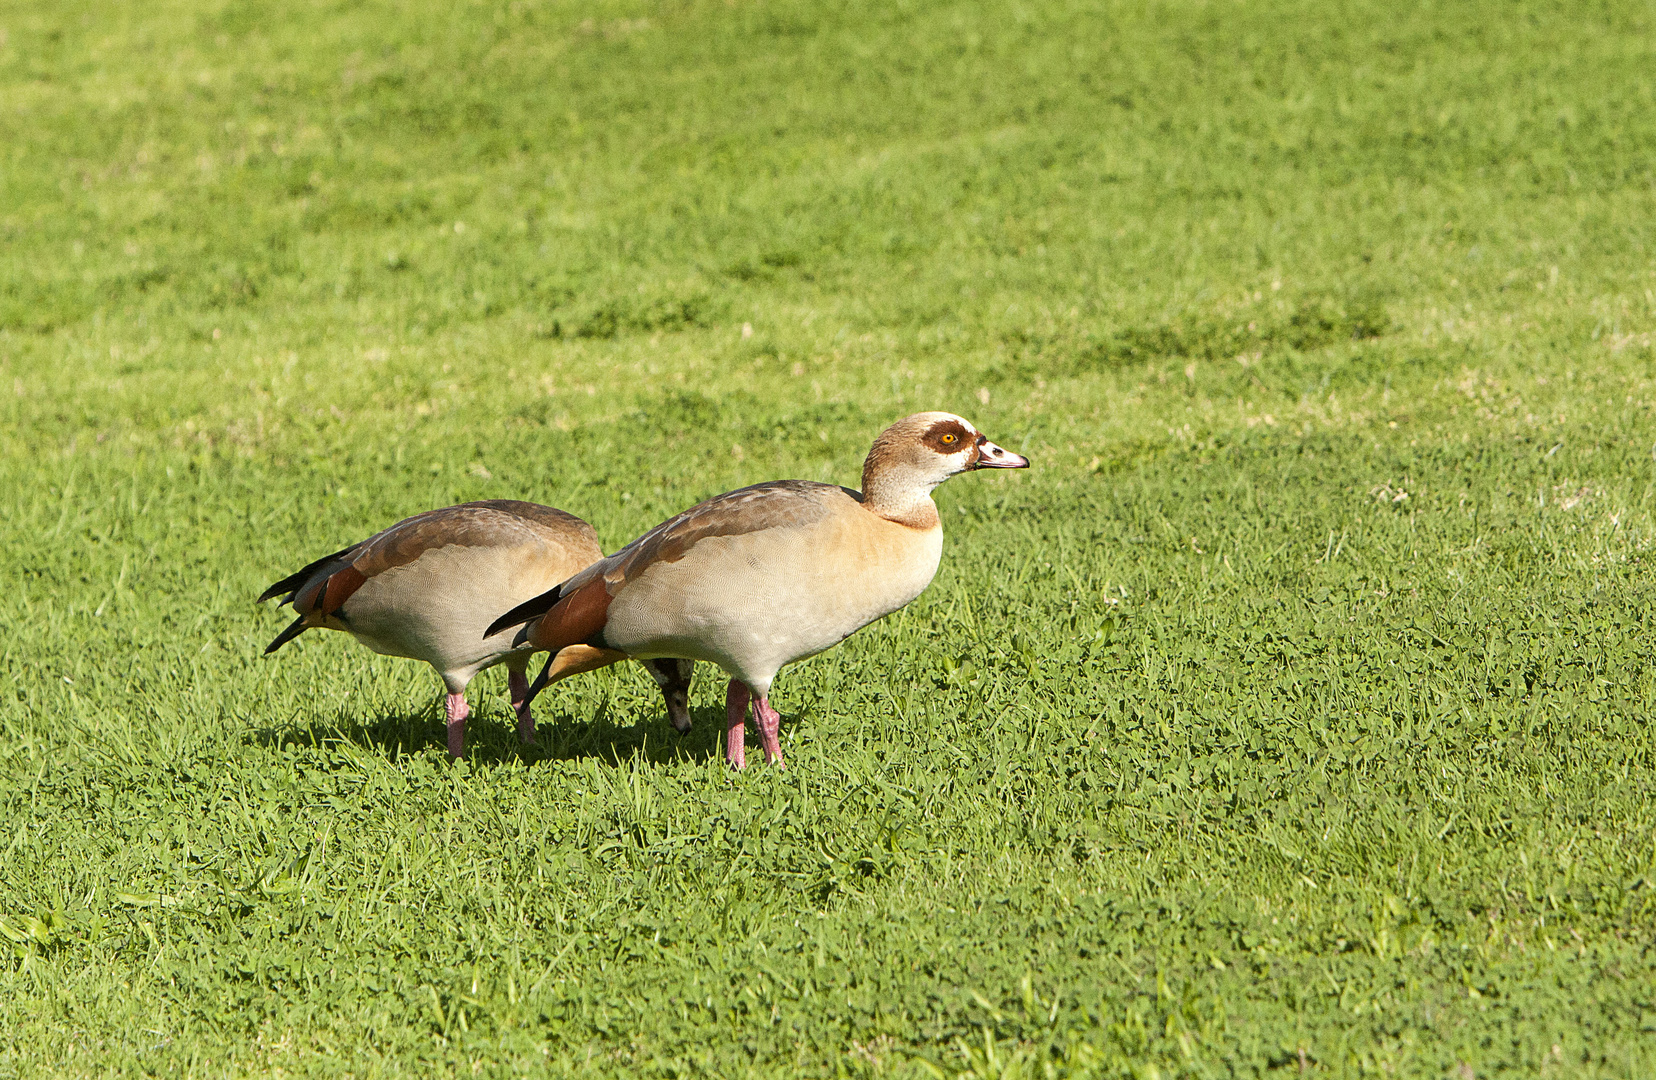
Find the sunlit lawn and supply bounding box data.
[3,0,1656,1075]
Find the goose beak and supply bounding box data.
[970,438,1030,470]
[642,657,696,733]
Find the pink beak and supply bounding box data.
[971,437,1030,469]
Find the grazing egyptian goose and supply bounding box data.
[487,413,1029,768]
[259,500,694,758]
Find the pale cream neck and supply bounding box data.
[861,471,943,530]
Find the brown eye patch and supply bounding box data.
[921,420,974,453]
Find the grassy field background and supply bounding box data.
[4,0,1656,1074]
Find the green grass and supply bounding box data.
[4,0,1656,1074]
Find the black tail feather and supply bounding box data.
[258,544,357,604]
[522,651,558,711]
[264,614,310,654]
[485,583,563,639]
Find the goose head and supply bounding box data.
[861,412,1029,523]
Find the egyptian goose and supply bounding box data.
[487,413,1029,768]
[259,500,694,758]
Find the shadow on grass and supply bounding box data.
[249,702,730,767]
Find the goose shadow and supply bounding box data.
[249,701,736,768]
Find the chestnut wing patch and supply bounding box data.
[525,574,614,652]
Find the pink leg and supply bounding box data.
[509,669,535,744]
[752,695,786,769]
[444,692,469,760]
[725,680,751,769]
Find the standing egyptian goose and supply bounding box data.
[259,500,694,758]
[487,413,1029,768]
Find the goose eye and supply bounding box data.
[941,433,957,445]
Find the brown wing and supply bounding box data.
[521,480,856,653]
[346,501,598,581]
[468,500,598,549]
[608,480,853,588]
